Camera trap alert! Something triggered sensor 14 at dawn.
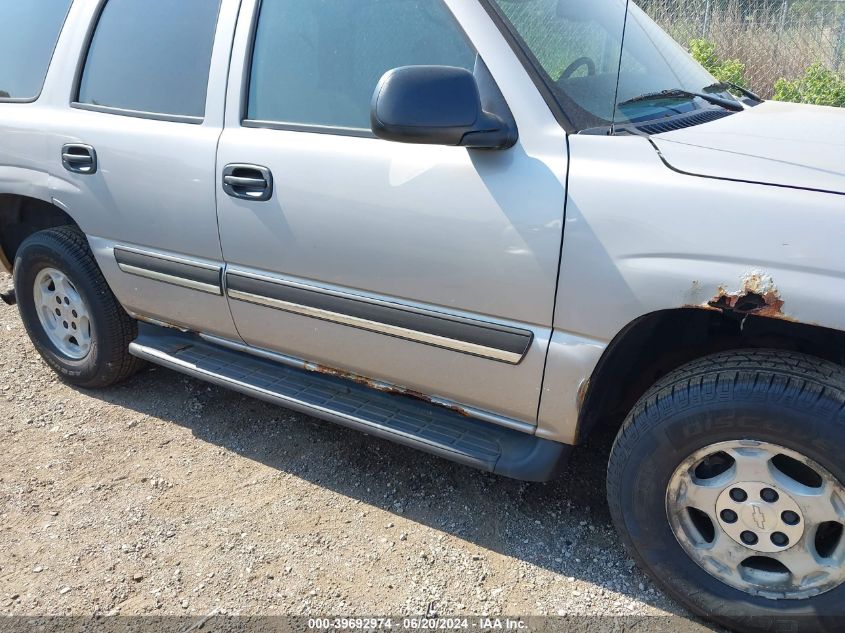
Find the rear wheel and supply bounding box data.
[607,350,845,633]
[13,226,142,388]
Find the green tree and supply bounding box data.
[774,63,845,107]
[689,39,748,88]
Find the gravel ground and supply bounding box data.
[0,272,719,630]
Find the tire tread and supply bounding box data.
[607,349,845,631]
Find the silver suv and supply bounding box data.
[2,1,844,630]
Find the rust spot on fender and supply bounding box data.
[304,362,471,416]
[686,272,792,321]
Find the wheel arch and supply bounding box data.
[576,307,845,443]
[0,194,81,273]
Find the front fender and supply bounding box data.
[537,134,845,444]
[558,135,845,336]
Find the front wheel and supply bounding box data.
[13,226,143,388]
[607,350,845,633]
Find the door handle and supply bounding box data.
[223,175,267,189]
[222,164,273,201]
[61,144,97,175]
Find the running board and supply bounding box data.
[128,324,570,481]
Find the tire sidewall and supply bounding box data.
[14,237,108,386]
[614,396,845,631]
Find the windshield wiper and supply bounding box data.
[704,82,764,104]
[618,88,743,112]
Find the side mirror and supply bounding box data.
[370,66,516,149]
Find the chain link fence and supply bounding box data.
[639,0,845,99]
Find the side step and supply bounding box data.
[128,325,571,482]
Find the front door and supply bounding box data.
[216,0,569,424]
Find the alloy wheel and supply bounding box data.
[666,440,845,599]
[33,267,92,360]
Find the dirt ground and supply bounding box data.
[0,272,718,630]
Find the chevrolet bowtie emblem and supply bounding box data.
[752,505,767,530]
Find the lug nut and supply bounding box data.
[740,531,758,545]
[720,509,738,524]
[761,488,779,503]
[782,510,800,526]
[771,532,789,547]
[730,488,748,502]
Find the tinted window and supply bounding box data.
[248,0,477,130]
[78,0,221,118]
[0,0,72,100]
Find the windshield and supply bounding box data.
[487,0,739,130]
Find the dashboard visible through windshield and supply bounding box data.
[486,0,742,131]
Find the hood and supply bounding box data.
[650,100,845,195]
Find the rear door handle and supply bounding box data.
[222,164,273,201]
[61,144,97,175]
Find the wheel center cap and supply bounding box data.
[715,481,805,553]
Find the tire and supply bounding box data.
[13,226,143,388]
[607,349,845,633]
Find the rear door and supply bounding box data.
[216,0,569,424]
[45,0,241,339]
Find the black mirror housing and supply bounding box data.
[370,66,516,149]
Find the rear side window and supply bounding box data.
[0,0,72,101]
[247,0,477,131]
[77,0,221,120]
